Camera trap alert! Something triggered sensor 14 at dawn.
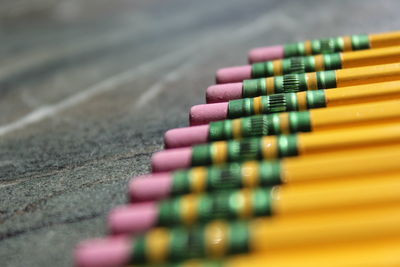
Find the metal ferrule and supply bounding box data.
[170,161,282,196]
[209,111,312,142]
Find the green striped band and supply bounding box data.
[243,70,337,97]
[209,111,312,141]
[170,161,282,196]
[251,53,342,78]
[174,260,225,267]
[131,221,251,263]
[157,188,273,226]
[283,34,370,57]
[191,135,299,166]
[228,91,326,118]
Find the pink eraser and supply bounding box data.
[129,173,173,202]
[206,82,243,103]
[75,236,132,267]
[164,125,210,148]
[190,102,228,126]
[248,45,284,63]
[151,147,193,172]
[108,202,158,235]
[216,65,252,84]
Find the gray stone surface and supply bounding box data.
[0,0,399,266]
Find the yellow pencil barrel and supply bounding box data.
[298,122,400,155]
[325,80,400,107]
[272,172,400,215]
[335,63,400,87]
[222,238,400,267]
[341,45,400,67]
[341,45,400,68]
[370,31,400,48]
[283,144,400,184]
[311,99,400,131]
[251,204,400,251]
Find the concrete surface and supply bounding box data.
[0,0,399,266]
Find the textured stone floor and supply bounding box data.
[0,0,399,266]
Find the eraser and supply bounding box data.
[216,65,252,84]
[129,173,173,202]
[248,45,284,63]
[206,82,243,103]
[164,125,210,148]
[75,236,132,267]
[151,147,192,172]
[108,203,158,235]
[190,102,228,126]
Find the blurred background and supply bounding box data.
[0,0,399,266]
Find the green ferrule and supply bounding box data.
[228,94,300,119]
[227,138,263,162]
[264,93,298,114]
[227,221,251,254]
[206,163,244,191]
[316,70,337,89]
[198,191,236,221]
[241,115,276,138]
[282,57,307,74]
[158,198,181,225]
[259,160,283,186]
[251,61,274,78]
[274,74,308,94]
[351,34,371,50]
[209,111,313,142]
[192,144,213,166]
[277,135,299,158]
[209,120,233,141]
[171,170,191,195]
[169,226,206,261]
[253,188,273,216]
[311,37,344,54]
[323,53,342,70]
[170,222,251,261]
[167,222,250,261]
[306,90,327,109]
[131,236,146,264]
[243,78,267,97]
[288,111,312,132]
[228,98,255,118]
[303,56,317,72]
[284,42,306,57]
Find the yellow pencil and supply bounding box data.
[180,238,400,267]
[113,172,400,234]
[127,204,400,264]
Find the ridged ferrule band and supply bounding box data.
[171,161,282,196]
[191,135,299,166]
[158,188,273,226]
[243,70,337,97]
[283,34,370,57]
[209,111,312,141]
[228,91,326,118]
[251,53,342,78]
[131,221,251,263]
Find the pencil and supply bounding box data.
[110,172,400,234]
[82,204,400,264]
[191,80,400,124]
[219,45,400,83]
[207,62,400,103]
[130,144,400,202]
[167,99,400,147]
[248,30,400,63]
[175,238,400,267]
[152,122,400,172]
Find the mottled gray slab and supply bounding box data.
[0,0,400,266]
